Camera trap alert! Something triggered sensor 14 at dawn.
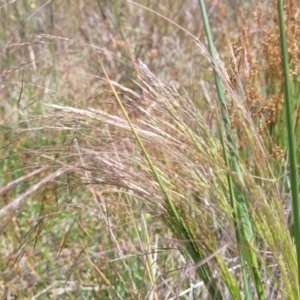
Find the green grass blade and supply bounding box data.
[101,63,223,299]
[277,0,300,293]
[197,1,265,298]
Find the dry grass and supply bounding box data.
[0,0,300,299]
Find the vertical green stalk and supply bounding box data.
[102,63,223,299]
[277,0,300,292]
[197,1,265,299]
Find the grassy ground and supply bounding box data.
[0,1,300,299]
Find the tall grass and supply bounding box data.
[0,1,300,299]
[277,0,300,291]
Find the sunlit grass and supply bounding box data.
[0,1,300,299]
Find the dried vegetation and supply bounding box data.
[0,0,300,299]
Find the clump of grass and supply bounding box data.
[1,1,300,299]
[196,0,298,298]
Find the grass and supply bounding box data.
[0,0,300,299]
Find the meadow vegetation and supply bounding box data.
[0,0,299,299]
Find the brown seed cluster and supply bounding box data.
[221,0,300,159]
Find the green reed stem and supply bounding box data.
[277,0,300,294]
[197,1,265,299]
